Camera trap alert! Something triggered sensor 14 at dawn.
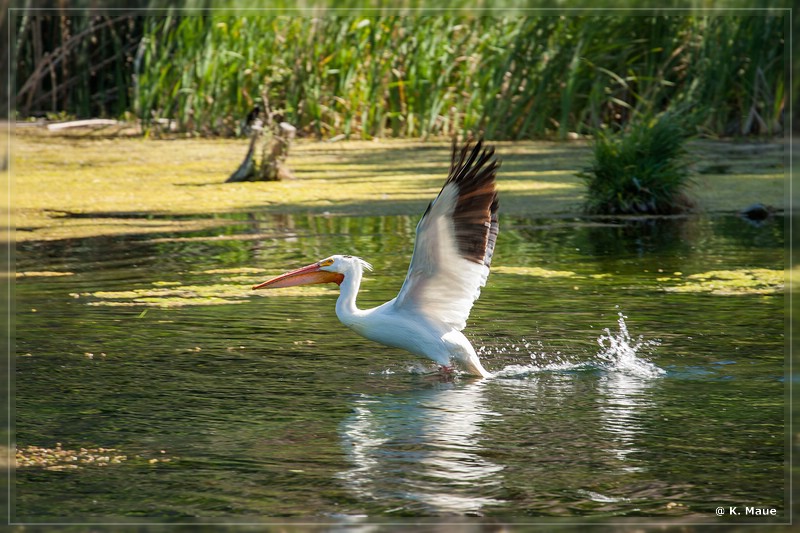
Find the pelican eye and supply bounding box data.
[319,258,334,267]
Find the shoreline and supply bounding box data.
[9,130,787,243]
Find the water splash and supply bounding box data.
[482,312,664,379]
[594,312,664,378]
[489,340,590,378]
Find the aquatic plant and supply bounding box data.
[663,268,784,295]
[13,12,785,139]
[129,15,786,139]
[578,113,693,215]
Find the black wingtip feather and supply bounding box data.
[445,138,500,267]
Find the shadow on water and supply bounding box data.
[14,212,786,521]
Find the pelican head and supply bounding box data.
[252,255,373,290]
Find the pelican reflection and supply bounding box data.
[596,371,656,472]
[337,379,504,515]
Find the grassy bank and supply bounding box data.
[11,130,786,242]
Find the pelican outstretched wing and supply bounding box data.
[393,140,499,331]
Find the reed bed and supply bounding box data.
[133,15,786,139]
[14,14,143,119]
[14,13,786,140]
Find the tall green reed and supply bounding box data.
[15,13,785,140]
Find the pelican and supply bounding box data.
[252,140,499,377]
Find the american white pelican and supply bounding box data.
[252,140,499,377]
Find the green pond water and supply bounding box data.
[13,213,786,524]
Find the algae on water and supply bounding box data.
[663,269,784,295]
[75,275,339,308]
[12,132,784,243]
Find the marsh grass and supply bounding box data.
[130,15,785,140]
[578,114,693,215]
[13,13,785,140]
[14,14,142,118]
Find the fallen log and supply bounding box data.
[47,119,119,131]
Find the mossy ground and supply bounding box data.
[10,128,787,242]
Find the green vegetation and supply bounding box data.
[578,113,692,215]
[493,266,579,278]
[16,443,174,470]
[14,14,786,140]
[495,263,784,296]
[132,15,788,139]
[74,271,338,307]
[662,268,784,295]
[14,15,142,118]
[12,131,785,242]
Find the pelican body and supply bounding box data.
[253,140,499,377]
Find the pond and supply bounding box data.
[14,212,786,525]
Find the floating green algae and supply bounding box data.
[16,444,128,470]
[13,132,784,243]
[664,268,784,295]
[16,443,174,471]
[493,266,579,278]
[76,276,339,307]
[16,271,74,278]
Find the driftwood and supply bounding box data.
[47,119,119,131]
[226,105,296,183]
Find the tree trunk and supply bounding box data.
[225,133,258,183]
[259,122,296,181]
[226,109,296,183]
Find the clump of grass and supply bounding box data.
[578,114,693,215]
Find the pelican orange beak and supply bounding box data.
[252,262,344,290]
